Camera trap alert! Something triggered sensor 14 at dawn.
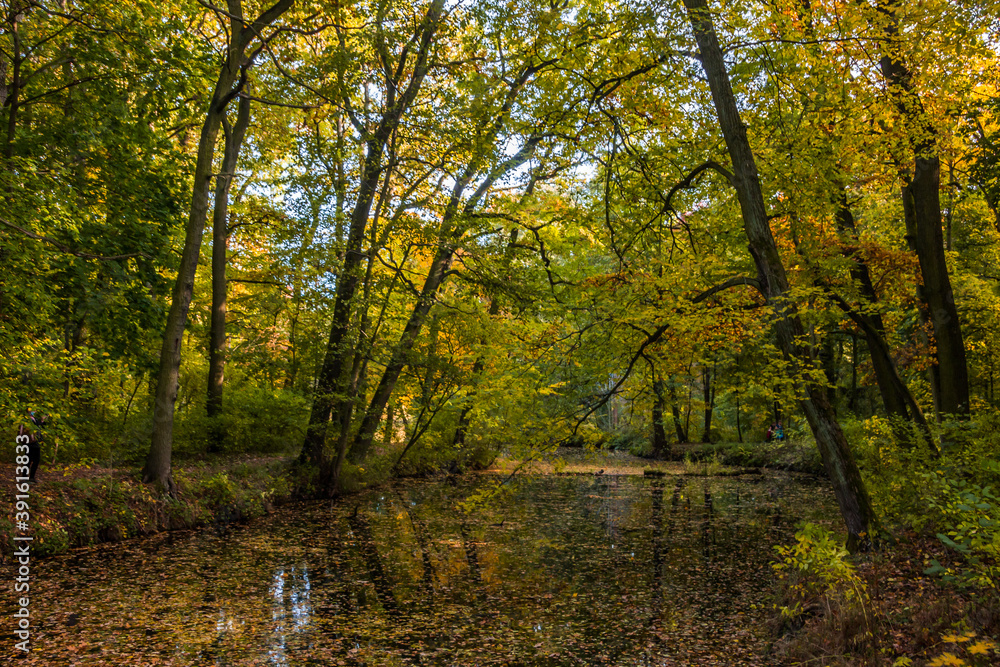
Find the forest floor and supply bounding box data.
[770,529,1000,666]
[0,454,294,559]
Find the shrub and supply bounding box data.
[604,427,651,457]
[921,470,1000,592]
[199,472,237,506]
[173,384,308,456]
[773,522,871,632]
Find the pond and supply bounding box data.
[4,472,838,666]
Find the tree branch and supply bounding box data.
[574,323,670,428]
[691,275,762,303]
[237,92,317,109]
[664,160,735,213]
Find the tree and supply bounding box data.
[871,0,971,419]
[144,0,296,494]
[681,0,875,546]
[207,90,252,452]
[299,0,446,479]
[1,0,193,444]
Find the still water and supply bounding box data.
[7,473,837,666]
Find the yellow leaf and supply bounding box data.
[968,640,997,655]
[928,653,964,667]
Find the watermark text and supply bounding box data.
[13,430,33,652]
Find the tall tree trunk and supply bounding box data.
[735,386,743,443]
[788,0,925,435]
[837,193,911,422]
[651,377,668,457]
[349,138,539,465]
[700,364,715,443]
[668,380,688,443]
[2,4,21,160]
[874,0,970,419]
[143,0,295,493]
[683,0,874,547]
[827,199,935,447]
[820,333,837,409]
[206,92,252,453]
[684,378,693,437]
[301,0,445,472]
[849,334,858,412]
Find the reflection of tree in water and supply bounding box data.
[347,509,400,616]
[702,483,715,560]
[395,488,437,597]
[591,473,628,548]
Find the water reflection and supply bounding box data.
[6,473,837,666]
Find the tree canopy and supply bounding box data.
[3,0,1000,545]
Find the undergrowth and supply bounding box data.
[769,411,1000,666]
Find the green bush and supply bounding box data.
[199,472,237,506]
[849,409,1000,592]
[921,470,1000,591]
[173,384,308,456]
[604,428,651,457]
[773,522,871,626]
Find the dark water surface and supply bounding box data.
[5,473,837,666]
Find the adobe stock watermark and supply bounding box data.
[13,428,33,652]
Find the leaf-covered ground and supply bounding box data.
[0,455,293,558]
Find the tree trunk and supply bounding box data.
[669,381,688,443]
[874,0,970,419]
[683,0,875,546]
[684,379,693,438]
[144,0,295,493]
[145,78,231,493]
[3,5,22,160]
[700,364,714,443]
[849,334,858,412]
[301,0,445,471]
[735,386,743,443]
[383,403,395,448]
[206,92,251,453]
[651,378,668,457]
[820,333,837,409]
[832,194,934,449]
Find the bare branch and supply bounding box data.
[574,322,670,427]
[664,160,735,212]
